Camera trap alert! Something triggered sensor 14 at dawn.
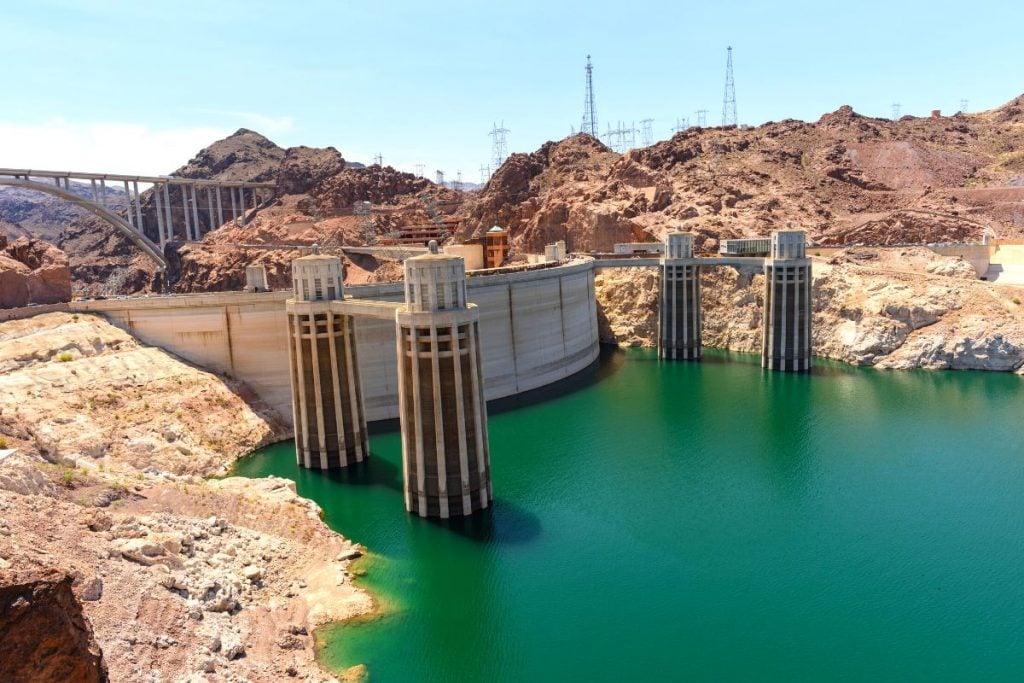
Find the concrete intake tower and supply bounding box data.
[761,230,812,371]
[659,232,701,360]
[286,247,369,469]
[658,229,812,372]
[396,243,493,518]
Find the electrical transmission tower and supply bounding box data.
[672,117,689,134]
[489,121,510,171]
[722,46,737,127]
[640,118,654,146]
[891,103,901,121]
[414,164,425,177]
[603,121,638,153]
[373,153,383,166]
[435,170,445,188]
[455,171,463,192]
[479,165,491,183]
[696,110,708,127]
[960,98,969,113]
[581,55,598,137]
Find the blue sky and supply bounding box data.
[2,0,1021,178]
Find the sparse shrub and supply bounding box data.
[71,314,79,321]
[61,468,74,488]
[1013,297,1021,306]
[57,351,73,362]
[0,437,7,449]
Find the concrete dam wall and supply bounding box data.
[72,259,600,424]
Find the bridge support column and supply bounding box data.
[205,186,215,233]
[122,180,133,229]
[133,181,143,234]
[154,186,167,249]
[659,232,702,360]
[239,186,247,226]
[396,242,492,519]
[215,187,224,228]
[286,247,368,469]
[761,230,812,372]
[161,183,173,242]
[189,184,201,240]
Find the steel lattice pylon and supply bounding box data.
[722,46,737,127]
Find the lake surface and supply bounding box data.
[235,348,1024,681]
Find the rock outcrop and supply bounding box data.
[0,312,287,475]
[0,236,72,308]
[310,164,432,210]
[0,569,109,683]
[276,145,347,197]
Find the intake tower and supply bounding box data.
[396,242,493,518]
[659,232,701,360]
[761,230,812,371]
[286,247,369,469]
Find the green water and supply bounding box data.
[235,349,1024,681]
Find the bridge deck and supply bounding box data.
[0,167,275,188]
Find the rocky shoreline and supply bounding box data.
[0,312,376,682]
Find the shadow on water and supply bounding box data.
[322,455,404,494]
[421,498,542,546]
[486,345,627,417]
[318,452,543,546]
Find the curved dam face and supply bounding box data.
[72,259,600,423]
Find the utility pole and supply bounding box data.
[373,153,383,166]
[581,55,598,137]
[722,46,737,126]
[640,118,654,147]
[489,121,510,171]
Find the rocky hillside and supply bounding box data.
[595,248,1024,374]
[0,312,372,681]
[461,95,1024,254]
[170,163,454,292]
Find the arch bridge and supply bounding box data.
[0,168,276,271]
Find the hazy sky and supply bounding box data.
[3,0,1021,179]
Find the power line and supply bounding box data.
[722,46,737,127]
[581,55,598,137]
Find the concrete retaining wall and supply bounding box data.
[71,260,600,424]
